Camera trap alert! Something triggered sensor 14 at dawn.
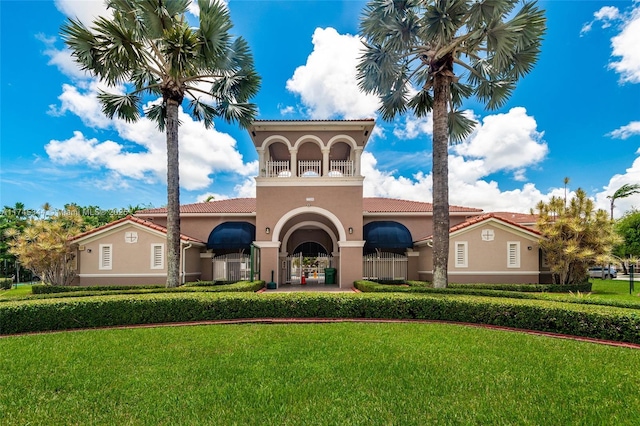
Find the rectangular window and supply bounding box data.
[151,244,165,269]
[99,244,112,270]
[455,242,468,268]
[507,242,520,268]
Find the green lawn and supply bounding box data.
[1,322,639,425]
[0,284,33,300]
[590,277,639,300]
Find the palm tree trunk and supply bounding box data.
[432,73,450,289]
[166,98,181,288]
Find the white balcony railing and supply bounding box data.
[298,160,321,177]
[328,160,354,177]
[265,161,291,177]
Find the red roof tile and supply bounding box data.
[363,197,483,213]
[139,198,257,214]
[70,215,205,244]
[490,211,539,225]
[137,197,482,215]
[416,213,541,242]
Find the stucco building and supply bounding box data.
[71,120,549,287]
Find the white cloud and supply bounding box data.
[286,27,380,119]
[54,0,110,26]
[393,113,434,139]
[608,121,640,139]
[594,155,640,217]
[46,82,255,191]
[596,6,621,22]
[582,4,640,83]
[233,178,257,198]
[609,6,640,83]
[581,6,621,35]
[361,107,554,213]
[454,107,547,178]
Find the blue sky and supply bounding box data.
[1,0,639,217]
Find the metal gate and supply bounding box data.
[212,253,251,282]
[284,253,334,284]
[362,252,408,281]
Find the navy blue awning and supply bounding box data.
[207,222,256,250]
[364,221,413,251]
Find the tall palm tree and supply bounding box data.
[607,183,640,220]
[357,0,545,287]
[62,0,260,287]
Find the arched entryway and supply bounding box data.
[271,207,346,287]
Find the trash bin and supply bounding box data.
[324,268,336,285]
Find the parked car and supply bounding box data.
[588,266,617,279]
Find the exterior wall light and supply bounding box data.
[348,227,353,234]
[527,246,533,250]
[266,227,270,234]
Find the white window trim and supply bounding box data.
[99,244,112,270]
[507,241,521,268]
[151,243,165,270]
[455,241,468,268]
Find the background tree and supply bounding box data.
[613,209,640,272]
[607,183,640,220]
[6,212,84,286]
[357,0,545,287]
[0,202,35,279]
[62,0,260,287]
[63,203,150,229]
[535,189,617,285]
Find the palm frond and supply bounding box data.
[408,89,434,117]
[144,103,167,131]
[448,109,476,143]
[97,91,141,122]
[197,0,233,64]
[189,98,217,129]
[215,101,258,129]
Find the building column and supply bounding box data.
[354,148,363,177]
[337,240,365,288]
[257,148,266,177]
[253,241,281,287]
[290,149,298,177]
[322,148,330,177]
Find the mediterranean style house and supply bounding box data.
[70,120,550,288]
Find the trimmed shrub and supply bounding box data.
[32,284,166,294]
[406,281,592,293]
[1,292,639,344]
[30,281,264,296]
[0,278,13,290]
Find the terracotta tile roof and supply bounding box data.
[138,198,257,214]
[415,213,541,242]
[138,197,482,215]
[363,197,483,213]
[70,215,205,244]
[490,211,539,224]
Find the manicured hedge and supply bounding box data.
[358,280,592,294]
[410,281,593,293]
[1,292,639,344]
[356,280,640,311]
[30,281,264,296]
[32,284,166,294]
[0,278,12,290]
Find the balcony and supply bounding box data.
[264,160,355,178]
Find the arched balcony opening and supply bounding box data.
[297,141,322,177]
[265,141,291,177]
[328,141,353,177]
